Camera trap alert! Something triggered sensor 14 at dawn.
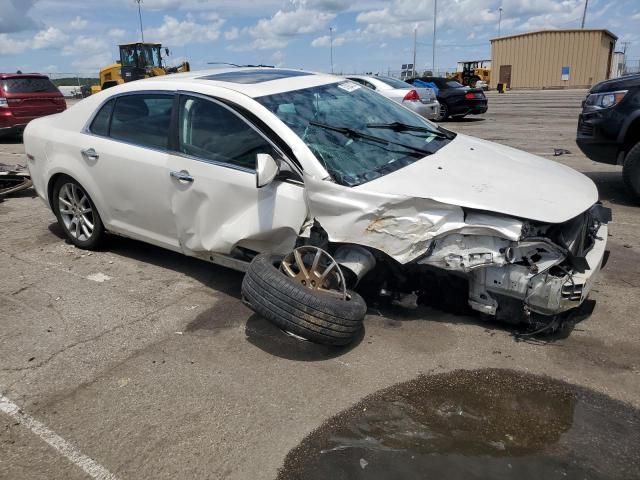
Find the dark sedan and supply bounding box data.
[407,76,487,121]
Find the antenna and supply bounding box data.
[135,0,144,42]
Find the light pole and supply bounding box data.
[432,0,437,74]
[135,0,144,42]
[580,0,589,28]
[412,26,417,78]
[498,7,503,37]
[329,27,334,74]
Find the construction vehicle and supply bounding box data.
[90,42,190,94]
[448,60,491,88]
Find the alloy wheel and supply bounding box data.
[57,182,95,241]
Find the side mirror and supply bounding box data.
[165,47,170,56]
[256,153,279,188]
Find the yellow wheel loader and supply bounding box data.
[448,60,491,88]
[90,42,190,94]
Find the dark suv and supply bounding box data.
[577,74,640,199]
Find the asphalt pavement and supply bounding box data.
[1,91,639,480]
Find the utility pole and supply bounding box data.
[620,41,630,74]
[135,0,144,42]
[432,0,437,75]
[580,0,589,29]
[412,26,417,77]
[498,7,503,36]
[329,27,334,74]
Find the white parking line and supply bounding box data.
[0,394,118,480]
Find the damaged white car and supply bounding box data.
[24,68,610,345]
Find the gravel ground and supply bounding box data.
[1,91,639,480]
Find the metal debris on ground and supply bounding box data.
[0,163,32,198]
[553,148,571,156]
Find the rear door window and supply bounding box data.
[89,99,115,137]
[0,77,59,94]
[178,95,275,170]
[109,94,173,150]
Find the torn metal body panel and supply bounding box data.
[304,175,523,264]
[304,172,609,321]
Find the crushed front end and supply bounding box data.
[415,204,611,324]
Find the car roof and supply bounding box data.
[139,67,344,98]
[0,73,50,79]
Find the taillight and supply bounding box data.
[403,90,420,101]
[464,92,476,100]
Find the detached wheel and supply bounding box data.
[52,177,104,249]
[623,142,640,200]
[241,248,367,346]
[435,102,449,121]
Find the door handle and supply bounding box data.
[81,148,99,161]
[170,170,194,182]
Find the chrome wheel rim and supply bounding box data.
[58,183,94,241]
[280,246,347,300]
[438,104,447,120]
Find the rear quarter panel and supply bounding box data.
[23,99,114,226]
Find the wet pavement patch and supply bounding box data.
[277,369,640,480]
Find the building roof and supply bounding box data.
[490,28,617,43]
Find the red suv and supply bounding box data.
[0,73,66,137]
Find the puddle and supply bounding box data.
[277,369,640,480]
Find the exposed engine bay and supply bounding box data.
[302,203,611,330]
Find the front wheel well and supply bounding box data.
[623,117,640,156]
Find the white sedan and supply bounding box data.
[24,68,610,345]
[346,74,440,120]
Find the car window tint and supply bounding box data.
[89,99,115,136]
[178,95,274,170]
[110,94,173,150]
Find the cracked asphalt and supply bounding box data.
[1,91,639,480]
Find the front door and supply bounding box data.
[167,93,307,257]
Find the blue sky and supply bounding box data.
[1,0,639,77]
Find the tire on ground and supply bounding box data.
[623,142,640,200]
[241,253,367,346]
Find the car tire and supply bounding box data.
[435,102,449,122]
[623,142,640,200]
[241,253,367,346]
[52,176,105,249]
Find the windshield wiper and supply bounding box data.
[366,121,450,139]
[309,120,433,156]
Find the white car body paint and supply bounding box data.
[356,133,599,224]
[24,68,608,319]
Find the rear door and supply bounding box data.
[167,93,306,256]
[0,77,65,122]
[81,92,179,249]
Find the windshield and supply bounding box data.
[0,77,58,94]
[375,76,413,89]
[446,80,464,88]
[256,81,452,186]
[120,44,162,68]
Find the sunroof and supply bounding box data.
[198,69,313,84]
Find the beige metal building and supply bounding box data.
[490,29,617,89]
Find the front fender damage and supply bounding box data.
[304,175,523,264]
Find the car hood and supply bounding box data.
[356,134,598,224]
[590,73,640,93]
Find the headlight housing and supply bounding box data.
[585,90,628,109]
